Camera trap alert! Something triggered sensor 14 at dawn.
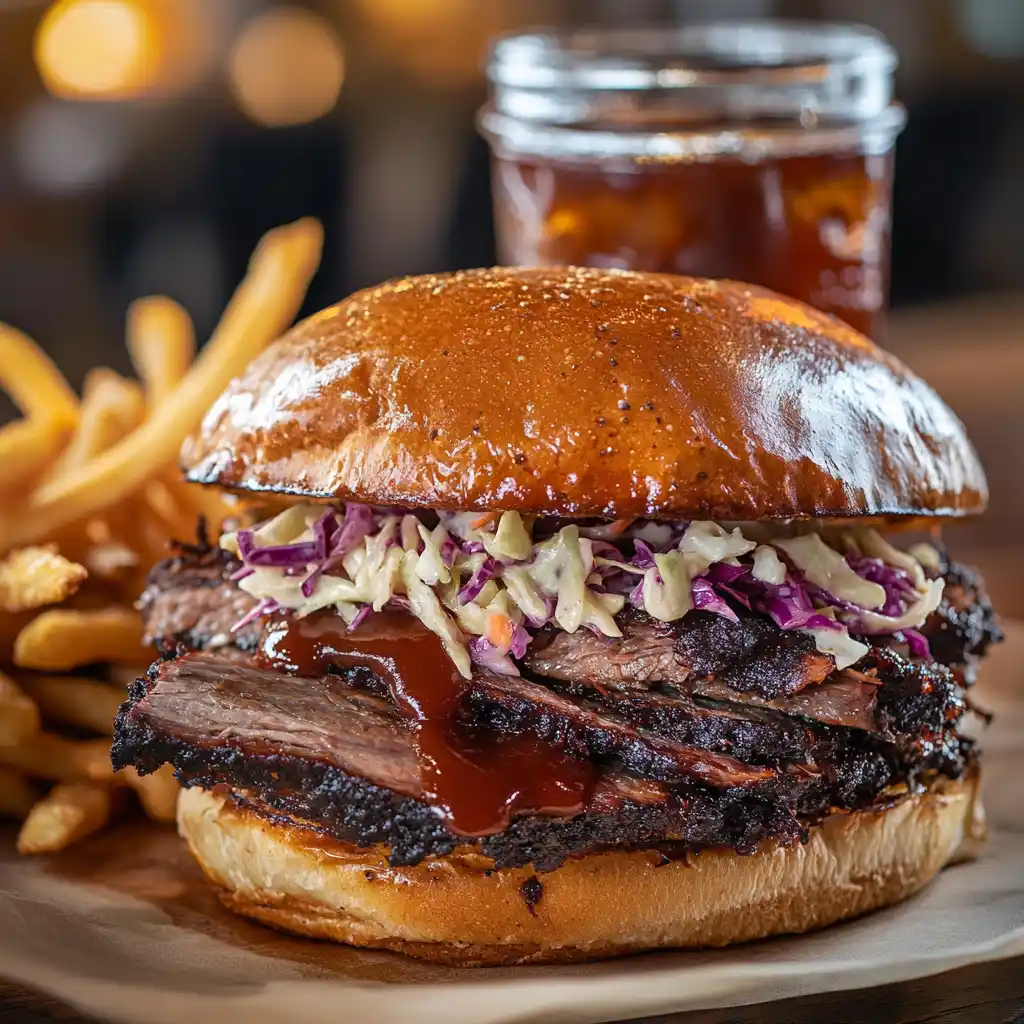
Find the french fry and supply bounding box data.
[75,737,121,782]
[0,767,39,819]
[0,670,40,745]
[160,473,235,537]
[0,218,323,551]
[128,296,196,407]
[143,477,197,544]
[105,663,150,690]
[100,500,165,572]
[16,675,124,735]
[81,540,139,582]
[13,607,146,670]
[122,765,179,823]
[47,368,146,476]
[17,781,112,855]
[1,221,320,856]
[0,545,87,613]
[0,732,113,782]
[0,322,79,425]
[0,609,33,665]
[0,417,71,492]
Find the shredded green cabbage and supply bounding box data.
[645,552,693,621]
[752,544,787,584]
[775,534,887,609]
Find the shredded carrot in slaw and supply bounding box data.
[607,518,634,535]
[486,612,516,651]
[471,511,500,530]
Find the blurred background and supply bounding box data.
[1,0,1022,612]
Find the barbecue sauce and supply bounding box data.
[258,611,594,836]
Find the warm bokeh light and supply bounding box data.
[351,0,521,88]
[229,7,345,128]
[34,0,162,101]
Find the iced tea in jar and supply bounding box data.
[480,23,906,338]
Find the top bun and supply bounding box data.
[181,267,986,521]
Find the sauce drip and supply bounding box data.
[258,611,595,836]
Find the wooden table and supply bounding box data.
[2,956,1022,1022]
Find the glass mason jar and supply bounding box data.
[479,22,906,339]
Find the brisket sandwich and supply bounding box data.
[112,267,1000,965]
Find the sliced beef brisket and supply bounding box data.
[138,545,260,652]
[523,614,885,731]
[116,543,989,869]
[113,651,775,794]
[920,557,1003,684]
[114,646,971,869]
[523,608,835,699]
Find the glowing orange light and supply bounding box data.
[229,7,345,128]
[351,0,512,88]
[34,0,163,100]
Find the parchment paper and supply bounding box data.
[1,629,1022,1024]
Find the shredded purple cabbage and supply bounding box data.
[334,503,375,554]
[706,563,840,632]
[632,539,656,569]
[509,624,531,659]
[468,636,519,676]
[231,597,280,632]
[704,561,748,585]
[847,555,915,615]
[440,536,459,568]
[458,557,500,605]
[300,509,338,597]
[690,577,739,623]
[347,605,373,632]
[235,530,319,568]
[895,627,932,660]
[312,508,333,560]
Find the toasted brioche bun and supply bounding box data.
[178,773,981,966]
[181,267,985,521]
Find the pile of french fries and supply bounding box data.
[0,218,323,855]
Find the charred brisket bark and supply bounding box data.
[116,541,991,869]
[113,648,972,869]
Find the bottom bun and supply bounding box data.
[178,775,982,967]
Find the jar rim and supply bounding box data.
[486,21,899,129]
[478,103,906,162]
[489,22,898,93]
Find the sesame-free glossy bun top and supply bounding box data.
[181,267,987,521]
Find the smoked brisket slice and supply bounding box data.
[920,557,1003,685]
[523,614,881,728]
[112,652,777,794]
[138,545,260,652]
[523,609,835,699]
[113,649,972,869]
